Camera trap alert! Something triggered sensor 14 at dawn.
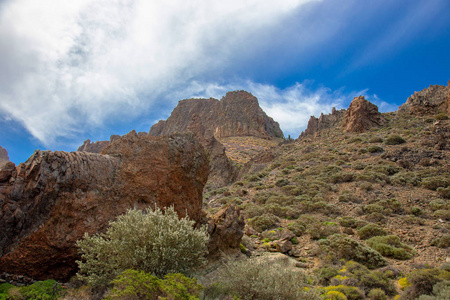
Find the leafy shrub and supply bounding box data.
[208,257,319,300]
[357,224,387,240]
[2,280,63,300]
[435,112,449,120]
[339,217,358,228]
[359,271,396,296]
[431,234,450,248]
[76,207,209,286]
[363,204,384,214]
[331,172,354,184]
[416,280,450,299]
[287,222,307,236]
[319,234,387,269]
[338,193,362,204]
[367,288,387,300]
[434,209,450,220]
[247,213,279,232]
[315,266,340,285]
[437,187,450,199]
[309,222,340,240]
[323,290,348,300]
[421,177,450,191]
[275,178,290,187]
[366,235,415,260]
[324,285,364,300]
[385,135,406,145]
[368,146,384,153]
[410,206,423,216]
[104,269,202,300]
[369,137,384,143]
[402,269,450,299]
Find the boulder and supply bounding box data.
[207,205,245,256]
[0,131,209,281]
[341,96,385,133]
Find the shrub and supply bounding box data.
[368,146,384,153]
[324,285,364,300]
[247,213,279,232]
[416,280,450,299]
[410,206,423,216]
[339,217,358,228]
[421,177,450,191]
[435,112,449,120]
[366,235,415,260]
[275,178,290,187]
[363,204,384,214]
[357,224,387,240]
[104,269,202,300]
[437,187,450,199]
[331,172,355,184]
[315,266,340,285]
[431,234,450,248]
[367,288,387,300]
[5,280,63,300]
[319,234,387,269]
[287,222,307,236]
[208,257,320,300]
[338,193,362,204]
[359,271,396,295]
[309,222,340,240]
[434,209,450,220]
[385,135,406,145]
[402,269,450,299]
[76,207,209,286]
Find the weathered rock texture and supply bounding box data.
[0,131,209,281]
[77,135,121,153]
[150,91,283,140]
[399,82,450,116]
[341,96,385,133]
[150,91,282,187]
[0,147,9,168]
[206,205,245,256]
[298,107,345,138]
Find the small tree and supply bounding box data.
[76,206,209,287]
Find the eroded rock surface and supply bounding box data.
[0,132,209,281]
[341,96,385,133]
[77,135,121,153]
[399,82,450,116]
[0,147,9,168]
[299,107,345,138]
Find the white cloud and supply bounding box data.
[0,0,320,145]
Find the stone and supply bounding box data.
[275,239,293,253]
[0,162,15,182]
[341,96,385,133]
[399,83,450,116]
[0,131,209,281]
[207,204,245,257]
[77,134,121,153]
[299,107,346,138]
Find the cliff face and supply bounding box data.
[298,107,345,138]
[0,146,9,168]
[149,91,283,139]
[77,135,121,153]
[0,132,209,281]
[399,82,450,116]
[341,96,385,133]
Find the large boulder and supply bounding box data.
[341,96,385,133]
[0,131,209,281]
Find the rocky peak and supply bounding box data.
[298,107,346,138]
[0,146,9,168]
[341,96,385,133]
[77,135,121,153]
[399,82,450,116]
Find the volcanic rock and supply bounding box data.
[341,96,385,133]
[0,146,9,168]
[299,107,346,138]
[0,131,209,281]
[399,82,450,116]
[207,204,245,256]
[77,135,121,153]
[150,91,283,140]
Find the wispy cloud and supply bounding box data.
[0,0,319,145]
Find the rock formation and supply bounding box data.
[149,91,283,140]
[399,82,450,116]
[341,96,385,133]
[0,146,9,168]
[298,107,345,138]
[77,135,121,153]
[150,91,283,187]
[0,131,209,281]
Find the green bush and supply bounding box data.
[385,135,406,145]
[207,257,319,300]
[435,112,449,120]
[309,222,340,240]
[315,266,340,285]
[366,235,415,260]
[275,178,290,187]
[104,269,202,300]
[416,280,450,299]
[2,280,63,300]
[339,217,358,228]
[363,204,384,214]
[247,213,279,232]
[324,285,364,300]
[367,146,384,153]
[357,224,387,240]
[437,187,450,199]
[76,207,209,286]
[431,235,450,248]
[359,271,396,296]
[319,234,387,269]
[434,209,450,220]
[421,177,450,191]
[368,137,383,143]
[367,288,387,300]
[402,269,450,299]
[287,222,307,236]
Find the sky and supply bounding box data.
[0,0,449,164]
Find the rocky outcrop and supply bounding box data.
[0,131,209,281]
[0,147,9,168]
[207,205,245,256]
[150,91,283,140]
[341,96,385,133]
[77,135,121,153]
[399,82,450,116]
[298,107,345,138]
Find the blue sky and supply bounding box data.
[0,0,449,164]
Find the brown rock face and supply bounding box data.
[0,131,209,281]
[399,83,450,116]
[149,91,283,140]
[77,135,121,153]
[150,91,282,187]
[299,107,345,138]
[207,205,245,256]
[0,146,9,168]
[341,96,385,133]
